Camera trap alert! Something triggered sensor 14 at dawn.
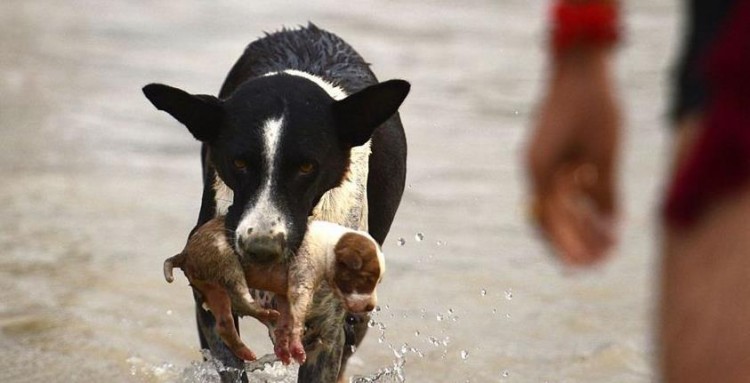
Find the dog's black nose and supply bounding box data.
[240,232,285,264]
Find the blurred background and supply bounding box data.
[0,0,678,382]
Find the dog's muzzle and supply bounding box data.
[237,230,286,264]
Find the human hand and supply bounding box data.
[526,49,621,265]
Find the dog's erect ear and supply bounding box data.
[142,83,223,142]
[333,79,410,146]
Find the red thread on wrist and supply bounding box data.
[551,1,621,56]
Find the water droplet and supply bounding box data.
[428,336,439,346]
[504,289,513,300]
[502,369,510,378]
[514,110,519,115]
[436,313,444,321]
[480,289,487,297]
[436,240,444,246]
[350,345,357,353]
[166,309,173,316]
[448,308,454,315]
[397,238,406,246]
[374,305,382,313]
[441,336,451,346]
[393,348,403,359]
[492,308,498,314]
[400,343,409,356]
[414,330,420,337]
[415,232,424,242]
[460,350,469,360]
[368,319,377,328]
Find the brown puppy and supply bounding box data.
[163,217,278,361]
[164,217,385,365]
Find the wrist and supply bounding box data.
[553,47,612,78]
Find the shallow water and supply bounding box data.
[0,0,677,382]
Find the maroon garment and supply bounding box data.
[664,0,750,226]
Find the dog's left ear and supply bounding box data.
[142,83,223,142]
[333,79,410,146]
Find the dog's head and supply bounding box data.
[331,231,385,313]
[143,73,409,264]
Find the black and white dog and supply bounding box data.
[143,24,409,382]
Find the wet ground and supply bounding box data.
[0,0,678,382]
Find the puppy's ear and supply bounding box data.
[335,234,365,271]
[142,83,223,142]
[333,79,410,147]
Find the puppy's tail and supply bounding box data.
[163,252,186,283]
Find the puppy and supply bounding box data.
[164,217,385,365]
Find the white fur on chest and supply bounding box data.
[310,142,370,231]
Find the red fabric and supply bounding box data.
[551,1,620,56]
[664,0,750,227]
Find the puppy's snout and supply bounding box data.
[239,231,286,264]
[345,295,377,313]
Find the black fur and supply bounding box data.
[144,23,409,382]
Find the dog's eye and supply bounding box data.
[233,159,247,170]
[299,162,315,175]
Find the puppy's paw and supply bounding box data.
[233,344,258,361]
[237,303,280,324]
[254,308,280,323]
[289,336,306,364]
[273,327,292,365]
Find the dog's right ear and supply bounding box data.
[142,83,223,142]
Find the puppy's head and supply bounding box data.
[143,73,409,265]
[331,231,385,313]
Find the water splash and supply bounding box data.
[414,233,424,242]
[350,357,406,383]
[163,351,298,383]
[396,238,406,246]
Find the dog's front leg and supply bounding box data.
[194,292,248,383]
[297,287,346,383]
[191,157,248,382]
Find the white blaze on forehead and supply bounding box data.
[263,69,371,232]
[236,117,288,240]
